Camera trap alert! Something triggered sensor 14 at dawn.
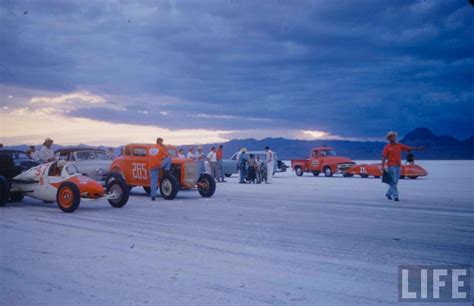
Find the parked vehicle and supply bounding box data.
[0,149,38,170]
[0,157,129,212]
[55,147,112,183]
[344,163,428,179]
[291,146,355,177]
[108,144,216,200]
[221,150,288,177]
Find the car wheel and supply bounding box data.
[107,179,130,208]
[56,182,81,213]
[409,176,418,179]
[360,173,369,178]
[0,176,9,207]
[323,167,333,177]
[224,173,232,178]
[160,174,179,200]
[312,171,320,176]
[9,192,24,202]
[198,173,216,198]
[295,167,303,176]
[374,176,380,179]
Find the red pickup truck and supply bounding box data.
[291,146,356,177]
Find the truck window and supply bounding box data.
[133,148,147,157]
[312,151,319,158]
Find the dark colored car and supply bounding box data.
[0,150,38,171]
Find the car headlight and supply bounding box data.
[96,168,104,176]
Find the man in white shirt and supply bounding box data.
[265,146,274,184]
[207,147,218,179]
[187,147,195,159]
[196,146,206,174]
[39,138,55,163]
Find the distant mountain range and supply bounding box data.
[3,128,473,160]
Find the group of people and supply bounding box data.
[24,138,56,163]
[237,146,274,184]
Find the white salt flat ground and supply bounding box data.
[1,161,473,305]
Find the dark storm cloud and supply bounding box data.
[1,0,473,138]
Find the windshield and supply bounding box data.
[320,150,336,157]
[75,151,108,161]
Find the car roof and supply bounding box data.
[55,147,104,155]
[0,149,26,154]
[313,146,334,150]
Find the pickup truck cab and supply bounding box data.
[291,146,355,177]
[109,143,215,199]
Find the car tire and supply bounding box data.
[0,176,9,207]
[224,173,232,178]
[198,173,216,198]
[409,176,418,179]
[323,167,333,177]
[374,176,380,179]
[160,174,179,200]
[107,179,130,208]
[295,167,303,176]
[312,171,320,176]
[360,173,369,178]
[56,182,81,213]
[9,192,24,202]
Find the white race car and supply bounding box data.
[0,159,129,213]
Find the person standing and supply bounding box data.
[255,155,263,184]
[265,146,274,184]
[238,148,248,184]
[196,146,206,174]
[382,131,424,201]
[39,138,55,163]
[178,148,186,158]
[149,137,171,201]
[187,147,195,159]
[27,145,40,161]
[207,147,218,179]
[107,147,115,160]
[216,145,225,182]
[247,154,257,183]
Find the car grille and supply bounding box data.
[337,163,355,170]
[184,163,198,184]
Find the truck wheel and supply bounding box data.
[9,193,24,202]
[295,167,303,176]
[107,179,129,208]
[160,174,179,200]
[0,176,9,207]
[56,182,81,213]
[224,173,232,178]
[360,173,369,178]
[198,173,216,198]
[323,167,333,177]
[312,171,320,176]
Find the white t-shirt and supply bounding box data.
[266,150,273,162]
[187,152,195,159]
[39,146,55,162]
[207,151,217,162]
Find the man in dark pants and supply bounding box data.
[382,131,424,201]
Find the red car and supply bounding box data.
[344,163,428,179]
[291,146,356,177]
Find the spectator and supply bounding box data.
[207,147,218,179]
[187,147,195,159]
[247,154,257,183]
[265,146,274,184]
[196,146,206,174]
[406,150,415,165]
[27,145,40,161]
[149,137,171,201]
[255,155,263,184]
[216,145,226,182]
[39,138,55,163]
[107,147,115,160]
[382,131,425,201]
[178,148,186,158]
[238,148,248,184]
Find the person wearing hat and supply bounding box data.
[195,146,206,174]
[238,148,248,184]
[39,138,55,163]
[382,131,425,201]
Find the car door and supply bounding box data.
[221,153,238,175]
[127,147,149,186]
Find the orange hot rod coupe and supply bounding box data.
[344,163,428,179]
[108,144,216,200]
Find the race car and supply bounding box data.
[0,157,129,212]
[344,163,428,179]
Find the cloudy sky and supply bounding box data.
[1,0,473,145]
